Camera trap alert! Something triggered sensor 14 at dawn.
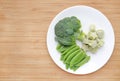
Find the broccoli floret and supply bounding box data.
[55,16,81,37]
[75,30,86,41]
[55,16,81,46]
[71,16,81,32]
[55,36,75,46]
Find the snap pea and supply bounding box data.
[60,45,77,61]
[56,43,90,71]
[69,66,78,71]
[70,51,86,67]
[56,44,62,51]
[69,65,79,71]
[64,49,81,64]
[75,56,90,67]
[69,56,90,71]
[60,54,64,61]
[73,66,79,71]
[56,44,70,53]
[62,45,76,55]
[60,45,76,61]
[66,64,69,69]
[59,46,68,53]
[63,46,79,61]
[69,66,74,70]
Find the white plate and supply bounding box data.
[47,5,115,74]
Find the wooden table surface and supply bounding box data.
[0,0,120,81]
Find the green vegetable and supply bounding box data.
[55,17,72,37]
[77,30,86,41]
[70,66,76,70]
[55,16,81,46]
[55,36,75,46]
[70,51,86,67]
[70,16,81,32]
[60,54,64,61]
[56,44,62,51]
[60,45,76,61]
[63,46,79,61]
[65,49,80,64]
[60,44,90,71]
[62,45,76,55]
[71,56,90,71]
[69,66,79,71]
[76,56,90,67]
[66,63,69,69]
[56,44,69,53]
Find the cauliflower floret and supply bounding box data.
[96,30,104,39]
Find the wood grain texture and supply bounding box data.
[0,0,120,81]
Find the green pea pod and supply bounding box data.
[60,54,64,61]
[70,51,86,67]
[60,45,76,61]
[64,49,81,64]
[70,65,74,70]
[66,64,69,69]
[69,65,78,71]
[71,56,90,71]
[69,66,79,71]
[62,45,76,55]
[56,44,62,51]
[75,56,90,67]
[70,66,79,71]
[56,44,70,53]
[59,46,69,53]
[63,46,80,61]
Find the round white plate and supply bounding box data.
[47,5,115,74]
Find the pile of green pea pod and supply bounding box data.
[57,44,90,71]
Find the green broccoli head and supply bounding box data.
[71,16,81,32]
[55,16,81,37]
[55,16,81,46]
[55,36,75,46]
